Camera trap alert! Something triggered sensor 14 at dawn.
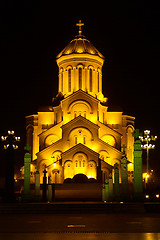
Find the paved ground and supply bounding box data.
[1,210,160,239]
[0,233,160,240]
[0,212,160,232]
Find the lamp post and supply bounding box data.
[1,130,20,202]
[139,130,157,183]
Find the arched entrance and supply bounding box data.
[73,174,88,183]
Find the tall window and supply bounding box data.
[79,68,82,89]
[89,69,92,92]
[75,136,77,144]
[54,112,57,125]
[83,136,86,144]
[61,72,63,92]
[97,71,99,92]
[68,69,71,92]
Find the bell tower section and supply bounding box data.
[56,21,106,103]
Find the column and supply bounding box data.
[24,149,31,201]
[35,166,41,202]
[92,69,96,94]
[121,146,128,200]
[108,173,114,201]
[48,176,52,202]
[42,167,47,202]
[132,129,143,201]
[114,163,120,200]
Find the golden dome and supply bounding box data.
[56,35,104,60]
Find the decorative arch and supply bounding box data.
[44,134,59,147]
[38,159,51,170]
[51,150,62,161]
[68,100,93,118]
[64,160,74,179]
[87,160,97,179]
[99,150,110,162]
[101,134,116,147]
[68,127,94,146]
[66,65,73,70]
[73,152,88,175]
[126,125,134,163]
[88,65,94,70]
[126,125,135,133]
[76,63,85,69]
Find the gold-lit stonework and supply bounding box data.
[25,22,135,184]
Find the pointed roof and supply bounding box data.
[62,143,99,158]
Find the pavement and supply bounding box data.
[1,202,160,239]
[0,233,160,240]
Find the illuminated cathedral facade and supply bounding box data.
[26,21,135,184]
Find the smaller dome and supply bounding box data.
[56,35,104,60]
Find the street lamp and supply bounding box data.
[1,130,20,149]
[1,130,20,202]
[139,130,157,177]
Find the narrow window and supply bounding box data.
[61,72,63,92]
[54,112,57,124]
[83,136,86,144]
[79,161,81,167]
[79,68,82,89]
[68,69,71,92]
[97,71,99,92]
[83,161,85,167]
[75,136,77,144]
[74,111,77,118]
[89,69,92,92]
[75,160,78,167]
[103,112,105,123]
[84,111,86,118]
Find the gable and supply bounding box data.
[61,115,99,132]
[61,143,99,166]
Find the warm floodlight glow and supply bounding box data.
[144,130,150,135]
[1,131,20,150]
[156,194,159,198]
[140,130,157,176]
[145,195,149,199]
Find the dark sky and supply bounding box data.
[0,1,160,172]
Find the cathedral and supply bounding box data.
[26,21,135,185]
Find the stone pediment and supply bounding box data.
[62,89,100,104]
[61,143,99,166]
[61,115,99,131]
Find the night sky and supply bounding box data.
[0,1,160,174]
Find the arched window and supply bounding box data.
[68,69,71,92]
[89,69,92,92]
[79,68,82,89]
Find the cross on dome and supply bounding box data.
[76,20,84,36]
